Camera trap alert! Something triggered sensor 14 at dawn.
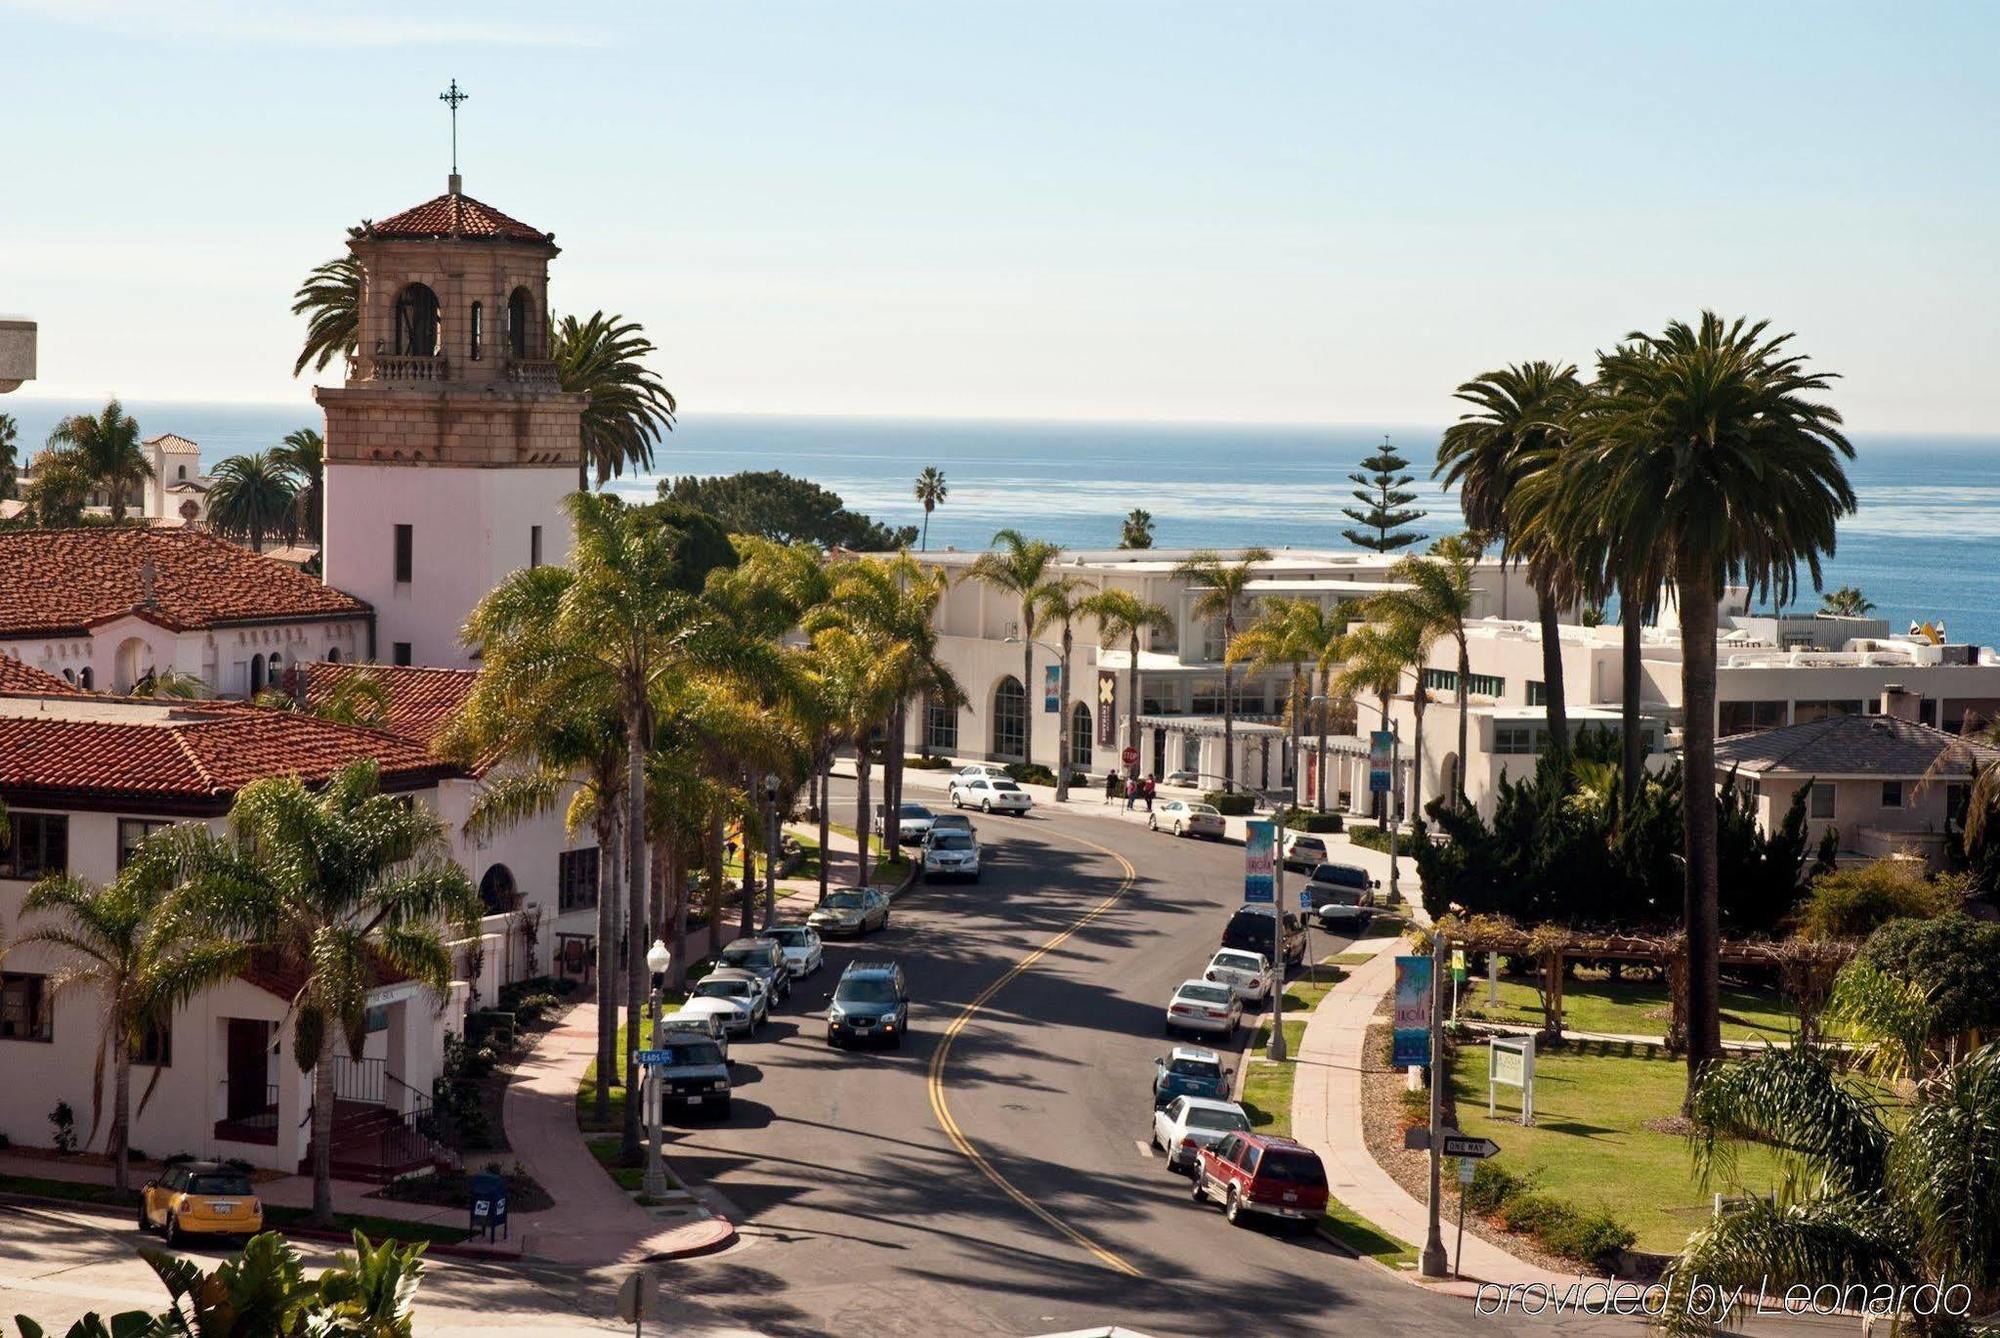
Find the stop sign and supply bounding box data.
[1121,746,1139,767]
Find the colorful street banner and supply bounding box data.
[1097,672,1118,745]
[1392,955,1433,1068]
[1244,820,1276,903]
[1369,729,1394,793]
[1044,663,1062,713]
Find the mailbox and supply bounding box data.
[469,1170,509,1241]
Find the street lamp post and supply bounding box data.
[1420,925,1450,1278]
[641,938,672,1199]
[1005,635,1070,803]
[1267,792,1290,1061]
[762,773,780,930]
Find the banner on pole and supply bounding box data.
[1243,820,1276,903]
[1044,663,1061,713]
[1392,955,1433,1068]
[1369,730,1394,794]
[1097,672,1118,746]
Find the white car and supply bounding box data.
[949,775,1034,814]
[1163,770,1202,788]
[657,1009,731,1063]
[690,970,769,1032]
[874,801,937,846]
[1204,948,1273,1003]
[1166,978,1242,1037]
[678,994,756,1038]
[1280,831,1332,872]
[1150,799,1226,840]
[922,828,981,881]
[1152,1095,1252,1174]
[762,925,824,978]
[953,763,1012,784]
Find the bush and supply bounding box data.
[1464,1161,1520,1214]
[1005,763,1057,787]
[905,754,954,770]
[1205,790,1256,816]
[1469,1161,1637,1269]
[1543,1207,1638,1265]
[49,1101,75,1156]
[1795,860,1963,940]
[1347,824,1397,854]
[1286,812,1344,834]
[1856,912,2000,1037]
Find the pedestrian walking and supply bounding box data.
[1142,776,1156,813]
[1124,776,1137,811]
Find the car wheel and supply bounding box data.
[981,800,993,813]
[1175,821,1187,837]
[164,1212,184,1247]
[719,1097,733,1118]
[1191,1173,1210,1205]
[1225,1187,1248,1227]
[827,1031,842,1048]
[138,1200,151,1232]
[890,1030,904,1049]
[1147,815,1157,830]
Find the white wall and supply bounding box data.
[2,617,368,697]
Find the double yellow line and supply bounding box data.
[924,828,1144,1278]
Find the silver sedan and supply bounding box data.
[1151,1095,1252,1174]
[1165,979,1242,1037]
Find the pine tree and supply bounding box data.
[1340,437,1427,552]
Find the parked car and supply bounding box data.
[140,1161,262,1244]
[719,936,792,1002]
[763,924,824,978]
[948,775,1034,814]
[929,812,975,838]
[657,1008,731,1062]
[922,828,981,881]
[1191,1132,1330,1229]
[1165,979,1242,1037]
[808,886,891,937]
[875,801,937,845]
[1150,799,1227,840]
[679,994,756,1038]
[953,763,1012,783]
[649,1035,732,1119]
[690,970,768,1031]
[827,959,909,1048]
[1280,831,1331,872]
[1163,770,1202,788]
[1305,862,1379,930]
[1221,904,1306,970]
[1204,947,1273,1003]
[1152,1096,1252,1174]
[1152,1045,1232,1108]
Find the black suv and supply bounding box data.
[828,960,909,1048]
[719,936,791,1002]
[650,1035,732,1120]
[1221,905,1307,970]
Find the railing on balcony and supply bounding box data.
[363,354,450,383]
[214,1081,281,1146]
[331,1054,385,1106]
[503,358,561,389]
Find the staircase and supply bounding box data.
[299,1058,455,1183]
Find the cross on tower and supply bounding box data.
[439,78,470,183]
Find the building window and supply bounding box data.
[478,864,520,914]
[468,301,483,361]
[1424,668,1459,696]
[1881,780,1904,808]
[2,813,68,881]
[992,677,1027,760]
[1070,701,1093,770]
[393,283,440,358]
[1808,782,1835,821]
[1465,673,1505,698]
[508,287,533,359]
[1494,724,1540,755]
[1231,682,1266,714]
[530,525,543,569]
[1526,680,1546,707]
[132,1021,172,1067]
[117,819,170,870]
[249,653,266,695]
[78,666,93,690]
[176,465,187,481]
[1190,679,1226,715]
[393,524,413,583]
[1718,700,1787,736]
[1794,699,1864,725]
[326,647,341,663]
[925,694,958,753]
[558,848,600,912]
[392,643,413,667]
[0,973,52,1042]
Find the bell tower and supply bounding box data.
[316,175,582,668]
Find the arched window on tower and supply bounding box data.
[176,465,187,481]
[394,283,440,358]
[469,301,483,361]
[507,286,533,359]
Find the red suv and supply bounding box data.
[1191,1132,1329,1228]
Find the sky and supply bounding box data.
[2,0,1996,432]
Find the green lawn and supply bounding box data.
[1248,977,1340,1055]
[727,829,824,884]
[1455,975,1800,1043]
[1447,1038,1788,1254]
[0,1174,470,1246]
[576,1002,685,1135]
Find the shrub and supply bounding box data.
[1347,824,1397,854]
[49,1101,75,1155]
[1286,812,1344,834]
[1469,1162,1637,1269]
[1795,860,1963,940]
[1205,790,1256,816]
[1005,763,1057,787]
[1463,1161,1520,1214]
[1856,911,2000,1037]
[905,754,955,770]
[1542,1207,1637,1265]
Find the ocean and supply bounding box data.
[6,398,1998,648]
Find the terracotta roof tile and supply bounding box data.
[369,191,552,245]
[0,528,370,638]
[0,656,78,694]
[300,660,477,749]
[143,433,202,456]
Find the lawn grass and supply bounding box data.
[1248,977,1340,1054]
[575,1001,685,1135]
[0,1174,471,1246]
[1447,1038,1788,1254]
[1322,1198,1420,1268]
[1456,974,1800,1043]
[1330,952,1375,966]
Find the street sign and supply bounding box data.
[616,1269,652,1326]
[1441,1133,1501,1160]
[637,1049,674,1067]
[1459,1156,1477,1184]
[1451,949,1466,982]
[1121,745,1139,768]
[1392,955,1432,1068]
[1368,730,1394,793]
[1243,820,1276,903]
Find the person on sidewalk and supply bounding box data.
[1104,770,1122,805]
[1141,775,1156,813]
[1124,776,1137,811]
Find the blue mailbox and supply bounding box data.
[469,1171,509,1242]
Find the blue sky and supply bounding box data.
[3,1,1995,431]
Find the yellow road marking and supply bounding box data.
[925,826,1144,1278]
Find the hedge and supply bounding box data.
[1285,812,1344,834]
[1005,763,1058,787]
[1205,790,1256,816]
[1347,824,1398,854]
[1465,1162,1635,1269]
[905,754,955,771]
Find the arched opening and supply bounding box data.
[326,646,341,663]
[113,637,150,694]
[62,668,75,685]
[394,283,440,357]
[507,286,533,359]
[267,651,284,693]
[468,300,483,361]
[1070,701,1093,770]
[992,676,1026,760]
[479,864,520,914]
[248,654,266,696]
[176,465,187,481]
[77,666,93,690]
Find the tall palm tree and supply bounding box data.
[913,467,948,551]
[1436,360,1583,756]
[183,761,479,1226]
[811,626,911,886]
[1333,619,1424,827]
[1031,573,1092,801]
[0,412,19,501]
[553,312,677,493]
[966,530,1061,768]
[1172,548,1273,790]
[273,428,326,546]
[16,842,246,1192]
[1077,589,1175,776]
[290,254,362,378]
[1119,509,1155,550]
[206,452,299,552]
[48,399,150,522]
[1227,597,1313,805]
[1295,601,1353,812]
[1570,312,1853,1100]
[1372,549,1477,812]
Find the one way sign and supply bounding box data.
[1440,1133,1501,1159]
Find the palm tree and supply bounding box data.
[273,428,325,546]
[1171,548,1273,790]
[254,668,390,728]
[291,254,362,378]
[1436,360,1584,756]
[1372,549,1478,811]
[1077,589,1175,776]
[811,625,911,886]
[913,467,948,551]
[19,449,93,526]
[1820,584,1875,617]
[1031,573,1092,802]
[1228,597,1314,806]
[966,530,1061,768]
[48,399,151,522]
[1571,312,1854,1100]
[16,843,246,1192]
[1119,509,1155,550]
[183,762,479,1226]
[1295,602,1353,812]
[131,669,207,700]
[0,412,19,501]
[1333,620,1423,827]
[553,312,677,493]
[206,452,299,552]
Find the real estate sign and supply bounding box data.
[1392,955,1432,1068]
[1244,820,1276,903]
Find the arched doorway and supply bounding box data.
[507,286,534,358]
[1070,701,1093,770]
[78,666,93,690]
[394,283,440,357]
[248,654,266,695]
[991,676,1026,760]
[479,864,520,914]
[113,637,150,694]
[326,646,341,663]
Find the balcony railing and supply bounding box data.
[362,354,450,383]
[503,358,561,389]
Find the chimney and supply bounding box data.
[1880,684,1921,723]
[139,556,157,606]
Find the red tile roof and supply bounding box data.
[143,433,201,456]
[368,191,552,245]
[0,695,456,813]
[0,528,370,638]
[0,656,78,694]
[300,661,477,749]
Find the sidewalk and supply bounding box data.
[500,1000,736,1266]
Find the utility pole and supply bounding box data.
[1419,925,1450,1278]
[1387,724,1401,908]
[1267,800,1289,1061]
[762,774,780,929]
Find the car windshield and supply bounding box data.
[1190,804,1220,816]
[836,977,899,1004]
[721,943,771,967]
[661,1016,712,1032]
[1257,1150,1328,1185]
[931,834,974,851]
[1168,1057,1222,1079]
[189,1173,254,1196]
[1213,953,1262,972]
[663,1041,724,1067]
[695,978,750,1000]
[823,892,866,910]
[765,928,806,946]
[991,781,1022,792]
[1186,1107,1249,1133]
[899,804,931,818]
[1312,864,1369,888]
[1178,984,1233,1005]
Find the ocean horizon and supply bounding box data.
[7,396,1999,650]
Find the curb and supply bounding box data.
[0,1188,510,1260]
[637,1215,738,1263]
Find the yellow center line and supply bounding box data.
[925,825,1144,1278]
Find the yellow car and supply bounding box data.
[139,1161,264,1244]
